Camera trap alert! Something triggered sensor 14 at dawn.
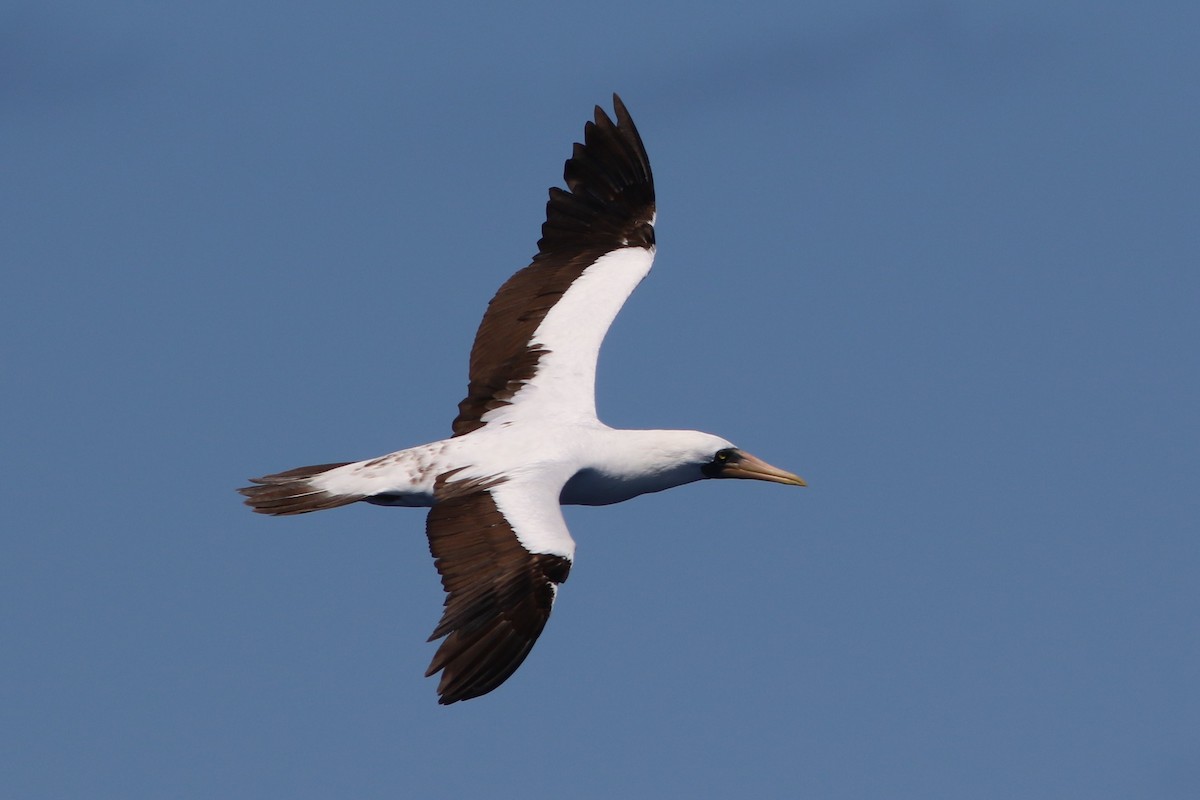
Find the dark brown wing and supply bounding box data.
[451,94,656,436]
[424,484,574,704]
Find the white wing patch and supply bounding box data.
[481,245,655,428]
[489,478,576,559]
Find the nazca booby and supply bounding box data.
[240,95,805,704]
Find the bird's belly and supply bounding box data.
[559,468,663,506]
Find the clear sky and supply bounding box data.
[4,1,1198,797]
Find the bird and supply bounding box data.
[239,94,805,704]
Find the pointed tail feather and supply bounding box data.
[238,462,363,515]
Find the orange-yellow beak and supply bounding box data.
[720,451,806,486]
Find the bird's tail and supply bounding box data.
[238,462,363,515]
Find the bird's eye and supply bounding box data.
[714,448,735,464]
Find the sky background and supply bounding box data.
[4,1,1198,797]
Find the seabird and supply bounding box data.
[240,95,805,704]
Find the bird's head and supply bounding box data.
[662,431,806,487]
[698,443,807,487]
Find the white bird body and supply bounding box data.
[240,96,804,704]
[310,425,736,510]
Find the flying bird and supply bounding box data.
[239,95,805,704]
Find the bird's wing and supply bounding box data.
[451,94,656,436]
[424,475,575,704]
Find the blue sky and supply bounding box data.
[4,1,1198,797]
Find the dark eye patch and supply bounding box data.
[702,448,740,477]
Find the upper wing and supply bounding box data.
[424,477,575,704]
[451,94,656,436]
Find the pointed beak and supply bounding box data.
[722,451,807,487]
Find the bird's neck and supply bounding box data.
[559,429,705,506]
